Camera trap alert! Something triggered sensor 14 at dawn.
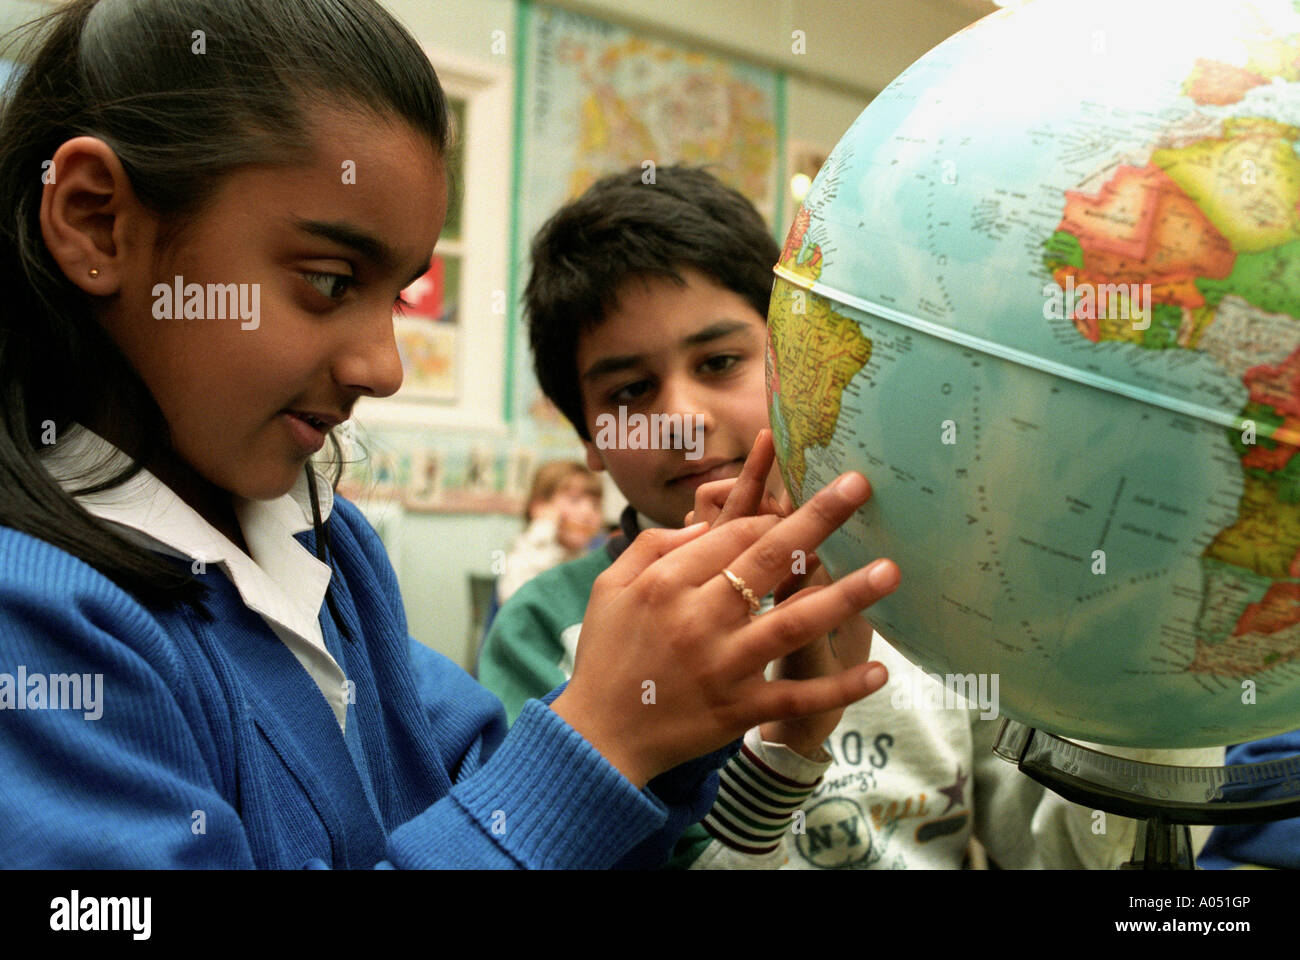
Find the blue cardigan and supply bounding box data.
[0,496,727,868]
[1197,731,1300,870]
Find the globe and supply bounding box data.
[767,0,1300,749]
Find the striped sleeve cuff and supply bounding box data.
[700,726,831,855]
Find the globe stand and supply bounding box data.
[1124,820,1194,870]
[993,719,1300,869]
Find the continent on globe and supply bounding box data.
[1197,348,1300,664]
[769,236,871,500]
[1194,295,1300,380]
[1243,348,1300,426]
[1241,31,1300,82]
[1189,550,1300,675]
[776,205,823,286]
[1206,467,1300,580]
[1198,237,1300,320]
[1237,582,1300,637]
[1183,57,1271,106]
[1152,118,1300,255]
[1235,399,1299,473]
[1044,80,1300,673]
[1182,29,1300,106]
[1044,163,1236,345]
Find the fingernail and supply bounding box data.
[867,559,898,591]
[865,664,887,690]
[834,472,867,499]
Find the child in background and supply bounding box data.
[0,0,894,868]
[479,162,1222,869]
[498,461,604,604]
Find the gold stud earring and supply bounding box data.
[88,268,100,278]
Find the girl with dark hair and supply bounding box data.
[0,0,892,868]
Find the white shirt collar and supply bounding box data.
[38,423,349,730]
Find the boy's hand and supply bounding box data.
[685,429,891,760]
[683,429,785,527]
[763,564,880,758]
[552,437,897,788]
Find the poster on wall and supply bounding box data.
[509,2,785,441]
[393,254,459,402]
[334,433,533,516]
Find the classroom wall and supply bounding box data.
[386,0,976,169]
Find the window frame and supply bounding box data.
[355,48,512,436]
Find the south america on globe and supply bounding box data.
[768,0,1300,748]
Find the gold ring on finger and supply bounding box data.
[722,567,761,615]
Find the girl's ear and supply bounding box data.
[39,136,150,297]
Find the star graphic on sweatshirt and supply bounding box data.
[938,765,968,814]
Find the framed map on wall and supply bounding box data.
[507,1,785,444]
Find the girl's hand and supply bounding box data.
[551,455,898,788]
[686,429,891,760]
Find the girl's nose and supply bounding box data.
[333,310,405,399]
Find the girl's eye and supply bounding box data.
[701,354,740,374]
[611,379,652,404]
[395,293,414,315]
[304,272,353,301]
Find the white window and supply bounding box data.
[355,49,512,435]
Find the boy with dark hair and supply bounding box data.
[480,164,1219,868]
[523,164,785,544]
[527,164,779,457]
